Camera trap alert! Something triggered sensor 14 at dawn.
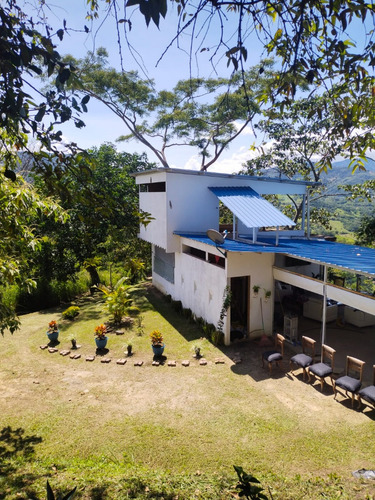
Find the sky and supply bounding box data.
[23,0,267,173]
[22,0,375,172]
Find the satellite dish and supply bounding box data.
[206,229,225,245]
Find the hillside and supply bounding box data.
[313,159,375,236]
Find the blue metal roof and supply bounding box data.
[175,233,375,277]
[209,186,295,228]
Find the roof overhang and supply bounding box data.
[209,186,296,228]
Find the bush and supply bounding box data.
[211,329,224,346]
[62,306,80,320]
[127,306,140,316]
[171,300,183,314]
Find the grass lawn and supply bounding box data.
[0,284,374,499]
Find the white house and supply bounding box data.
[132,168,375,345]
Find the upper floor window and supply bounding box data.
[140,182,166,192]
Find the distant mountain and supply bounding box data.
[331,158,375,172]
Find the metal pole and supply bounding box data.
[307,189,311,239]
[321,265,327,360]
[301,193,306,233]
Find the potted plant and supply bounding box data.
[125,338,134,356]
[252,285,260,297]
[192,340,203,358]
[70,334,77,350]
[264,290,272,302]
[94,324,108,350]
[150,329,164,357]
[46,320,59,342]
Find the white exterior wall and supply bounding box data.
[139,192,168,249]
[227,251,275,337]
[135,169,309,252]
[175,253,227,328]
[151,243,228,339]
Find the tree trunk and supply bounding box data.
[86,265,100,286]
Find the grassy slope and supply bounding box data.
[0,287,374,499]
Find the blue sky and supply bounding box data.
[23,1,374,171]
[25,0,264,173]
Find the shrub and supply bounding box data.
[211,329,224,346]
[62,306,80,320]
[182,308,192,319]
[202,322,216,338]
[172,300,183,313]
[127,306,140,316]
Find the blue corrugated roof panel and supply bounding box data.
[209,186,295,228]
[175,232,375,277]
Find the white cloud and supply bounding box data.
[178,146,259,174]
[233,121,255,136]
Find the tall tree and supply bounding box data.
[33,143,154,287]
[65,49,274,170]
[0,172,66,333]
[0,0,91,182]
[241,93,354,229]
[84,0,375,171]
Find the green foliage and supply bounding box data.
[62,306,80,321]
[0,173,67,330]
[16,274,90,314]
[0,1,90,183]
[217,285,232,336]
[210,329,224,347]
[136,315,145,336]
[233,466,269,499]
[96,277,136,324]
[67,49,274,170]
[46,480,76,500]
[33,143,153,287]
[241,94,370,229]
[355,212,375,247]
[89,0,375,167]
[171,300,183,314]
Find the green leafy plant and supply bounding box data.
[253,285,260,294]
[62,306,80,320]
[150,329,163,346]
[233,466,269,499]
[46,480,76,500]
[265,290,271,299]
[136,315,145,337]
[217,286,232,340]
[96,277,136,324]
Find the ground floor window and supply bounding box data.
[153,246,175,283]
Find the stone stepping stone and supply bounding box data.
[199,358,207,365]
[115,330,124,335]
[60,350,71,356]
[40,344,48,350]
[48,347,58,353]
[181,360,190,367]
[168,360,177,367]
[215,358,226,364]
[152,361,160,366]
[70,353,81,359]
[100,358,111,363]
[134,361,144,366]
[86,356,95,362]
[116,359,127,365]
